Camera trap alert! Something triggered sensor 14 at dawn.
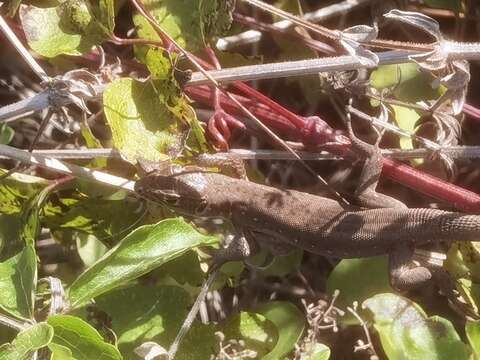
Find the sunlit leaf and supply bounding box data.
[0,322,53,360]
[221,312,278,358]
[95,284,216,359]
[391,104,420,151]
[445,242,480,316]
[0,124,15,145]
[76,234,109,267]
[0,245,37,320]
[133,0,234,52]
[98,0,115,33]
[0,172,47,216]
[47,315,122,360]
[363,293,469,360]
[103,77,206,163]
[80,123,107,168]
[255,301,305,360]
[326,256,392,324]
[300,343,331,360]
[370,63,440,103]
[42,191,143,248]
[67,218,218,308]
[19,3,98,57]
[466,320,480,359]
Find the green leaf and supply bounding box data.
[445,242,480,315]
[80,123,107,168]
[222,312,278,358]
[67,218,218,308]
[326,256,392,324]
[255,301,305,360]
[424,0,461,11]
[103,77,206,163]
[21,182,54,246]
[198,0,236,44]
[47,315,122,360]
[133,0,234,51]
[19,3,96,57]
[0,172,47,216]
[370,63,439,103]
[371,63,420,90]
[391,105,421,151]
[76,234,109,267]
[0,245,37,320]
[95,284,216,359]
[0,214,22,260]
[49,342,76,360]
[363,293,469,360]
[0,124,15,145]
[98,0,115,33]
[156,250,204,286]
[42,191,143,248]
[300,343,331,360]
[0,171,47,259]
[0,322,53,360]
[466,320,480,359]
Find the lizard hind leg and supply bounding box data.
[388,244,433,291]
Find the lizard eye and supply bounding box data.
[162,196,181,206]
[156,190,181,206]
[195,201,208,215]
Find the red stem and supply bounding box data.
[186,85,480,212]
[9,1,478,211]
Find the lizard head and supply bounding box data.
[134,172,212,217]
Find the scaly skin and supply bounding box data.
[135,170,480,256]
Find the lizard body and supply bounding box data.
[134,122,480,291]
[135,170,480,259]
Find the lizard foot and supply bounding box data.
[390,264,432,291]
[211,234,255,270]
[389,245,432,291]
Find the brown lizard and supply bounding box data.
[134,123,480,291]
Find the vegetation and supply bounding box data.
[0,0,479,359]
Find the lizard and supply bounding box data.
[134,120,480,292]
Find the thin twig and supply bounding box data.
[346,105,441,151]
[347,303,379,360]
[0,15,48,82]
[217,0,372,50]
[168,268,221,359]
[187,51,417,86]
[0,312,30,331]
[5,146,480,161]
[0,144,135,192]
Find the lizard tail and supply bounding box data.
[440,214,480,240]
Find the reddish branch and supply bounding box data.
[4,4,480,211]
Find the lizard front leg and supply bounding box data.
[211,232,256,268]
[346,115,407,209]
